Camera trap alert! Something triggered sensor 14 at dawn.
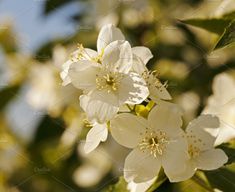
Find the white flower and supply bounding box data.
[172,115,228,182]
[203,73,235,145]
[131,47,172,102]
[110,102,188,183]
[60,24,124,86]
[68,40,149,122]
[83,122,108,154]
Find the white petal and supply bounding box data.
[97,24,125,54]
[132,54,148,74]
[186,115,219,150]
[60,59,73,86]
[132,46,153,65]
[147,75,172,101]
[68,60,99,91]
[211,73,235,106]
[215,124,235,146]
[84,123,108,154]
[124,148,161,183]
[89,89,119,107]
[162,136,189,182]
[168,161,196,182]
[83,48,98,60]
[110,113,147,148]
[118,72,149,105]
[128,177,156,192]
[102,40,132,74]
[214,100,235,145]
[80,95,118,123]
[196,149,228,170]
[148,102,183,136]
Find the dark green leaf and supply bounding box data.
[0,85,20,110]
[43,0,75,15]
[147,169,167,192]
[180,18,231,34]
[205,164,235,192]
[223,11,235,20]
[214,19,235,50]
[103,177,128,192]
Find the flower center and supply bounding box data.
[188,144,200,158]
[139,128,169,157]
[104,74,115,86]
[96,71,121,93]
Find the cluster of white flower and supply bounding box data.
[60,24,228,185]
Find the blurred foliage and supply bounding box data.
[0,85,20,110]
[215,19,235,50]
[103,177,128,192]
[44,0,76,15]
[180,18,231,35]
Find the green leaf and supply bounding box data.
[223,11,235,20]
[43,0,75,15]
[180,18,231,34]
[0,85,20,110]
[214,19,235,50]
[103,177,129,192]
[205,164,235,192]
[147,169,167,192]
[156,178,211,192]
[156,172,213,192]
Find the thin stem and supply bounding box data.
[126,104,133,111]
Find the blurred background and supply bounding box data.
[0,0,235,191]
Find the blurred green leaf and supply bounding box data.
[0,85,20,110]
[0,24,18,52]
[205,164,235,192]
[180,18,231,34]
[43,0,75,15]
[156,177,211,192]
[214,19,235,50]
[147,169,167,192]
[223,11,235,20]
[103,177,128,192]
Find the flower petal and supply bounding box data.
[68,60,99,91]
[186,115,219,150]
[196,149,228,170]
[89,89,119,107]
[80,95,118,123]
[84,123,108,153]
[110,113,147,148]
[215,123,235,146]
[146,75,172,101]
[97,24,125,54]
[132,54,148,74]
[167,161,196,182]
[102,40,132,74]
[118,72,149,105]
[128,177,156,192]
[148,102,183,136]
[162,136,189,182]
[60,59,73,86]
[210,73,235,106]
[132,46,153,65]
[124,148,161,183]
